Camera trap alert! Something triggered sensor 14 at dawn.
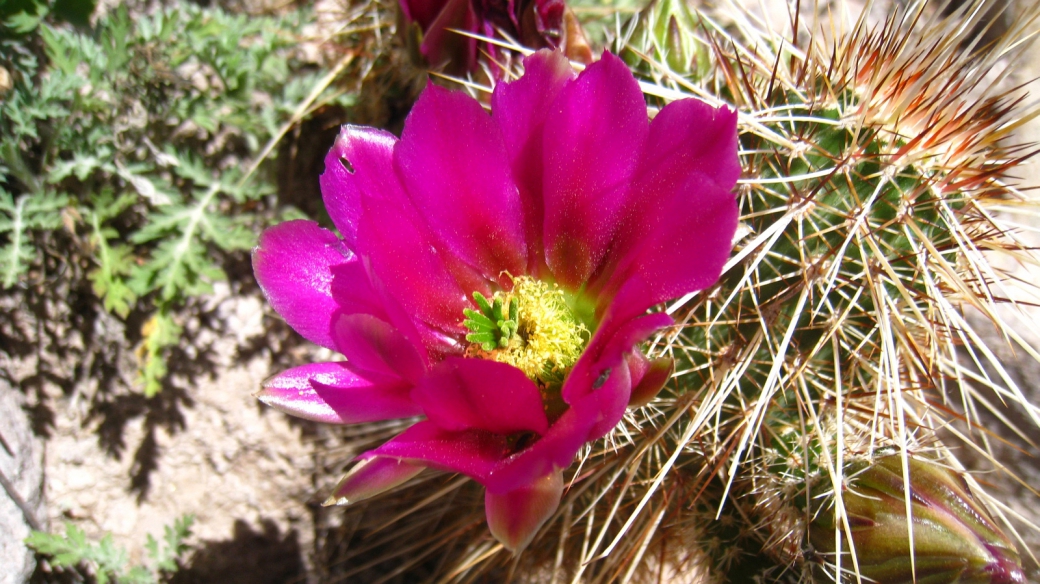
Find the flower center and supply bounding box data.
[463,276,589,390]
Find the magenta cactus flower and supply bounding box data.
[252,49,739,551]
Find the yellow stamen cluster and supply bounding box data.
[466,276,588,387]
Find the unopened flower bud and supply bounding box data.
[622,0,710,79]
[810,455,1023,584]
[398,0,590,75]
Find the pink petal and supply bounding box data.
[558,346,634,442]
[595,101,739,323]
[332,253,457,363]
[335,120,485,322]
[399,0,442,30]
[329,259,389,323]
[396,84,527,283]
[325,457,425,505]
[332,313,427,384]
[542,52,648,288]
[485,470,564,552]
[635,99,740,196]
[600,172,738,325]
[252,220,351,350]
[412,358,549,435]
[484,382,624,494]
[257,362,420,424]
[532,0,566,38]
[562,312,674,404]
[491,50,576,271]
[356,193,470,336]
[484,313,673,493]
[493,50,575,160]
[320,126,401,249]
[363,421,510,482]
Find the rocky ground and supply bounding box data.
[39,286,322,583]
[0,270,338,582]
[3,1,1040,583]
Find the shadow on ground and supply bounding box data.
[171,519,306,584]
[0,243,274,501]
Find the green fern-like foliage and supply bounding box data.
[0,188,68,287]
[145,514,195,574]
[125,153,256,303]
[26,514,194,584]
[0,2,354,394]
[87,191,139,318]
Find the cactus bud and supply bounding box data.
[397,0,590,75]
[622,0,709,79]
[810,455,1024,584]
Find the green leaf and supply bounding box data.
[25,515,191,584]
[24,523,145,584]
[3,10,43,35]
[97,4,131,73]
[88,204,138,318]
[135,308,182,397]
[149,514,194,572]
[126,156,257,303]
[1,1,337,394]
[0,190,69,287]
[48,153,109,183]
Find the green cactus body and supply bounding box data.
[646,1,1036,580]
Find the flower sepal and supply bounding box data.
[486,470,564,553]
[324,457,426,506]
[627,355,674,407]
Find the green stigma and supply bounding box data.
[464,292,519,351]
[464,276,588,387]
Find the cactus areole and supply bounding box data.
[252,49,739,551]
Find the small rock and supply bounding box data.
[222,444,240,462]
[65,467,96,491]
[209,453,230,475]
[0,383,45,584]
